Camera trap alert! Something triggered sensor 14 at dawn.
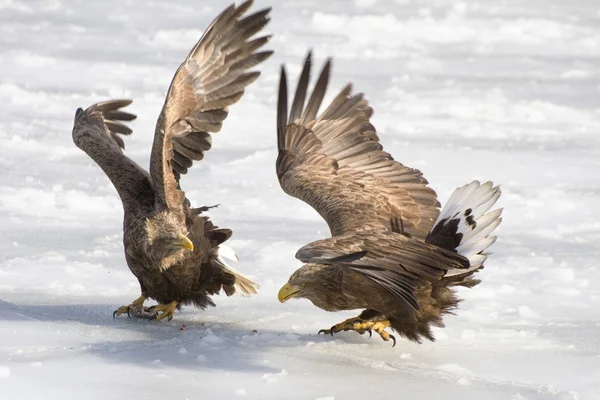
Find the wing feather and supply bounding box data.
[296,233,469,315]
[72,100,154,206]
[277,53,439,239]
[85,99,137,149]
[150,0,272,211]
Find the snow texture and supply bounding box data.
[1,0,600,399]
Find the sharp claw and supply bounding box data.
[368,329,372,337]
[126,306,131,318]
[329,326,335,336]
[318,329,326,335]
[112,311,117,318]
[390,334,396,347]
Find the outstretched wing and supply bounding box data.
[72,100,154,205]
[296,232,469,314]
[277,53,439,239]
[150,0,272,212]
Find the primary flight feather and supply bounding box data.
[72,0,272,320]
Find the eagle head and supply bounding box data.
[278,264,327,303]
[144,211,194,271]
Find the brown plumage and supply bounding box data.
[71,0,272,320]
[277,53,503,345]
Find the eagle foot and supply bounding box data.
[361,320,396,347]
[148,301,179,321]
[113,295,147,318]
[318,318,396,347]
[318,316,370,336]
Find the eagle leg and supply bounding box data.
[318,318,396,347]
[147,301,179,321]
[113,295,147,318]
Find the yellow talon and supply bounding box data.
[318,316,364,336]
[113,306,129,317]
[113,295,146,318]
[149,301,178,321]
[318,318,396,346]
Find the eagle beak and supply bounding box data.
[174,235,194,252]
[278,283,301,303]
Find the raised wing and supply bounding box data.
[150,0,272,212]
[296,232,469,315]
[72,100,154,206]
[277,53,440,239]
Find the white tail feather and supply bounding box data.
[460,209,502,244]
[432,180,502,276]
[217,247,259,297]
[457,236,497,257]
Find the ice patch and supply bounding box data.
[461,330,476,339]
[518,306,541,319]
[354,0,377,7]
[437,364,471,376]
[144,29,205,50]
[0,366,11,378]
[262,369,288,384]
[457,378,471,386]
[201,329,224,345]
[560,69,590,79]
[0,0,33,13]
[196,354,208,363]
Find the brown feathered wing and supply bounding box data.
[295,232,469,315]
[277,53,439,240]
[150,0,272,213]
[72,99,155,205]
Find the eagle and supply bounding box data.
[276,53,503,346]
[71,0,272,321]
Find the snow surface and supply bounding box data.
[1,0,600,399]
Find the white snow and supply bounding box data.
[1,0,599,399]
[0,365,11,378]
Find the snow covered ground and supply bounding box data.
[1,0,600,398]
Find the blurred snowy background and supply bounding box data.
[1,0,599,398]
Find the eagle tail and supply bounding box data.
[426,180,502,281]
[217,245,260,297]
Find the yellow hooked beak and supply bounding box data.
[171,235,194,252]
[278,283,301,303]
